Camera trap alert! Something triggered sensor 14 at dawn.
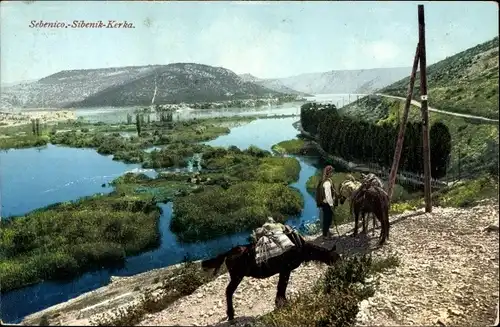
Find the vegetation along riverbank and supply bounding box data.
[275,137,497,218]
[0,141,304,293]
[340,96,499,179]
[0,192,161,293]
[0,115,255,166]
[170,145,303,242]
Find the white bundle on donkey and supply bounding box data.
[251,217,295,265]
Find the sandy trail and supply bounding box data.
[138,202,499,326]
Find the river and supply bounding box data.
[0,94,369,322]
[72,94,359,124]
[0,116,326,323]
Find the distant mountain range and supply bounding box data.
[273,67,411,95]
[239,68,412,96]
[1,63,412,110]
[238,73,311,96]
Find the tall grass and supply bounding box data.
[0,195,161,293]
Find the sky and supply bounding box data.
[0,0,498,84]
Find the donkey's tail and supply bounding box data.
[201,251,230,276]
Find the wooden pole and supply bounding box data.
[386,43,421,200]
[418,4,432,213]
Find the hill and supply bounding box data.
[340,95,499,179]
[239,73,260,83]
[239,73,310,96]
[0,64,286,110]
[0,66,160,109]
[380,37,499,119]
[275,67,411,95]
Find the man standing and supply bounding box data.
[315,165,338,239]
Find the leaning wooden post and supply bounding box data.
[387,44,420,200]
[418,4,432,213]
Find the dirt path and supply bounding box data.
[138,201,499,326]
[375,93,499,123]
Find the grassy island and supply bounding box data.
[170,145,304,242]
[271,139,311,156]
[0,193,160,293]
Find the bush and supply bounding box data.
[257,255,399,327]
[433,176,498,207]
[170,148,303,242]
[0,135,49,150]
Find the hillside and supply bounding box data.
[239,73,310,96]
[68,64,287,108]
[0,64,286,110]
[380,37,499,119]
[0,66,159,109]
[275,67,411,95]
[340,95,499,179]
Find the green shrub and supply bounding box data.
[257,255,399,327]
[0,135,49,150]
[434,175,498,207]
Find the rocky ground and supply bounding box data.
[0,110,75,127]
[20,262,201,326]
[19,201,499,327]
[138,202,499,327]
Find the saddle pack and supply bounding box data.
[253,222,302,265]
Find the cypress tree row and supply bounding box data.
[300,102,452,178]
[429,121,452,179]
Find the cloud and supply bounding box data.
[198,15,293,78]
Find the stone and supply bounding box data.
[448,308,463,316]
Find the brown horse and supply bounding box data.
[350,182,390,245]
[337,178,378,236]
[201,232,341,321]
